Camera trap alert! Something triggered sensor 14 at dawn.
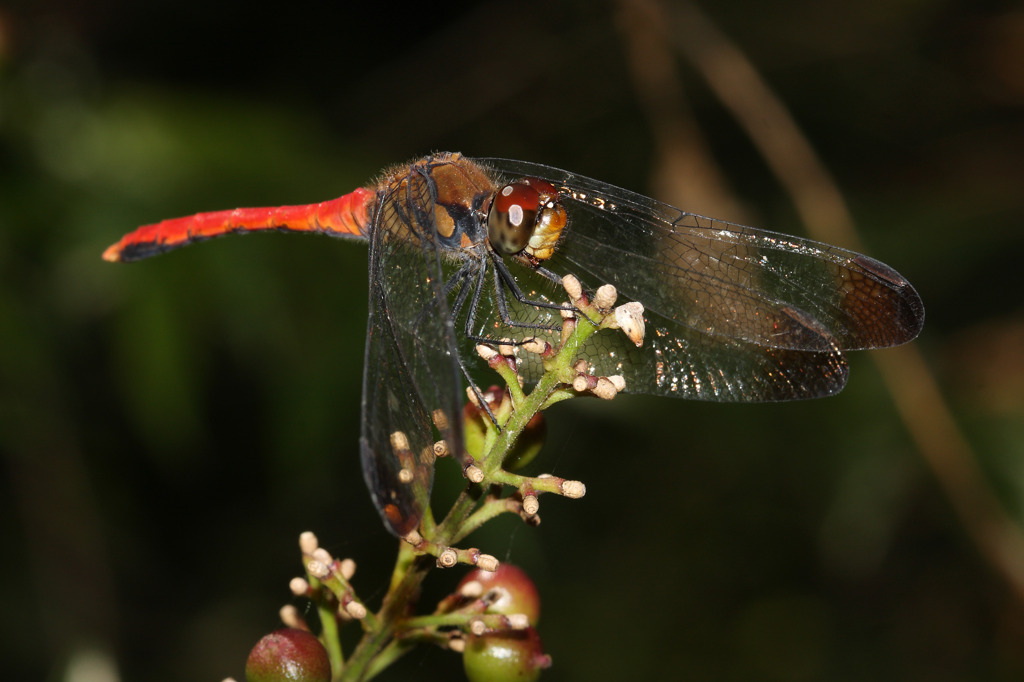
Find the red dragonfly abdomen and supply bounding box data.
[102,186,375,263]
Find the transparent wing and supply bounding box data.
[454,261,851,401]
[359,161,468,536]
[467,157,923,402]
[478,157,924,351]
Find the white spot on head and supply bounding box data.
[501,185,514,196]
[508,204,524,226]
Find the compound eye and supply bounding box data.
[487,182,541,255]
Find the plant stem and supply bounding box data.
[340,545,433,681]
[339,300,607,679]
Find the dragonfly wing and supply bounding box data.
[443,226,849,402]
[360,299,437,536]
[478,158,924,353]
[522,304,850,401]
[359,161,469,536]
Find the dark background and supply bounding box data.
[2,0,1023,680]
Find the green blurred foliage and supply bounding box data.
[1,1,1022,680]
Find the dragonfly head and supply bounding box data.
[486,178,567,262]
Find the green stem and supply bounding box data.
[341,303,607,679]
[316,587,345,681]
[362,638,414,681]
[341,547,434,681]
[452,496,517,544]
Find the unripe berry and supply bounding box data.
[463,627,551,682]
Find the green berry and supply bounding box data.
[463,627,551,682]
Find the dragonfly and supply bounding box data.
[104,152,924,537]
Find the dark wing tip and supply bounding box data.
[848,255,925,348]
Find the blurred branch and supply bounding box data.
[618,0,1024,603]
[615,0,748,221]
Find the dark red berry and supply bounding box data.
[245,628,331,682]
[458,563,541,626]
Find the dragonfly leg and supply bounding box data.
[445,263,477,323]
[449,262,503,429]
[409,257,476,331]
[473,254,576,340]
[487,253,603,334]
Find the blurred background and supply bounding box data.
[2,0,1023,680]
